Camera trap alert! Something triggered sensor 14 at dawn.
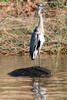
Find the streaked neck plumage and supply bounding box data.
[37,9,44,34]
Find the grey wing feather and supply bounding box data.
[30,32,38,54]
[30,27,41,60]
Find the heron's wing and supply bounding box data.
[30,31,40,55]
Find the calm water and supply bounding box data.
[0,54,67,100]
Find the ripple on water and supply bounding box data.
[0,54,67,100]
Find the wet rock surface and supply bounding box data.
[8,66,51,77]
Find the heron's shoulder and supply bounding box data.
[33,27,38,32]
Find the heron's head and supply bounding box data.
[37,4,45,15]
[38,4,45,10]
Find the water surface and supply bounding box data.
[0,54,67,100]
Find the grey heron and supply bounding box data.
[30,4,45,62]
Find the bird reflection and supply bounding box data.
[32,78,47,100]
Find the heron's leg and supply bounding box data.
[34,59,36,67]
[38,50,41,67]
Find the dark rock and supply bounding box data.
[8,66,51,78]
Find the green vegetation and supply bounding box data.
[0,0,9,2]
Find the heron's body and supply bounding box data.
[30,4,45,60]
[30,28,45,60]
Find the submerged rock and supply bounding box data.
[8,66,51,77]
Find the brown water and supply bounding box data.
[0,54,67,100]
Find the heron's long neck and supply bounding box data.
[38,14,43,27]
[38,13,44,34]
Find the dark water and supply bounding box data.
[0,54,67,100]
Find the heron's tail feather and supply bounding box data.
[31,50,38,60]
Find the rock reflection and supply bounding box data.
[32,78,47,100]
